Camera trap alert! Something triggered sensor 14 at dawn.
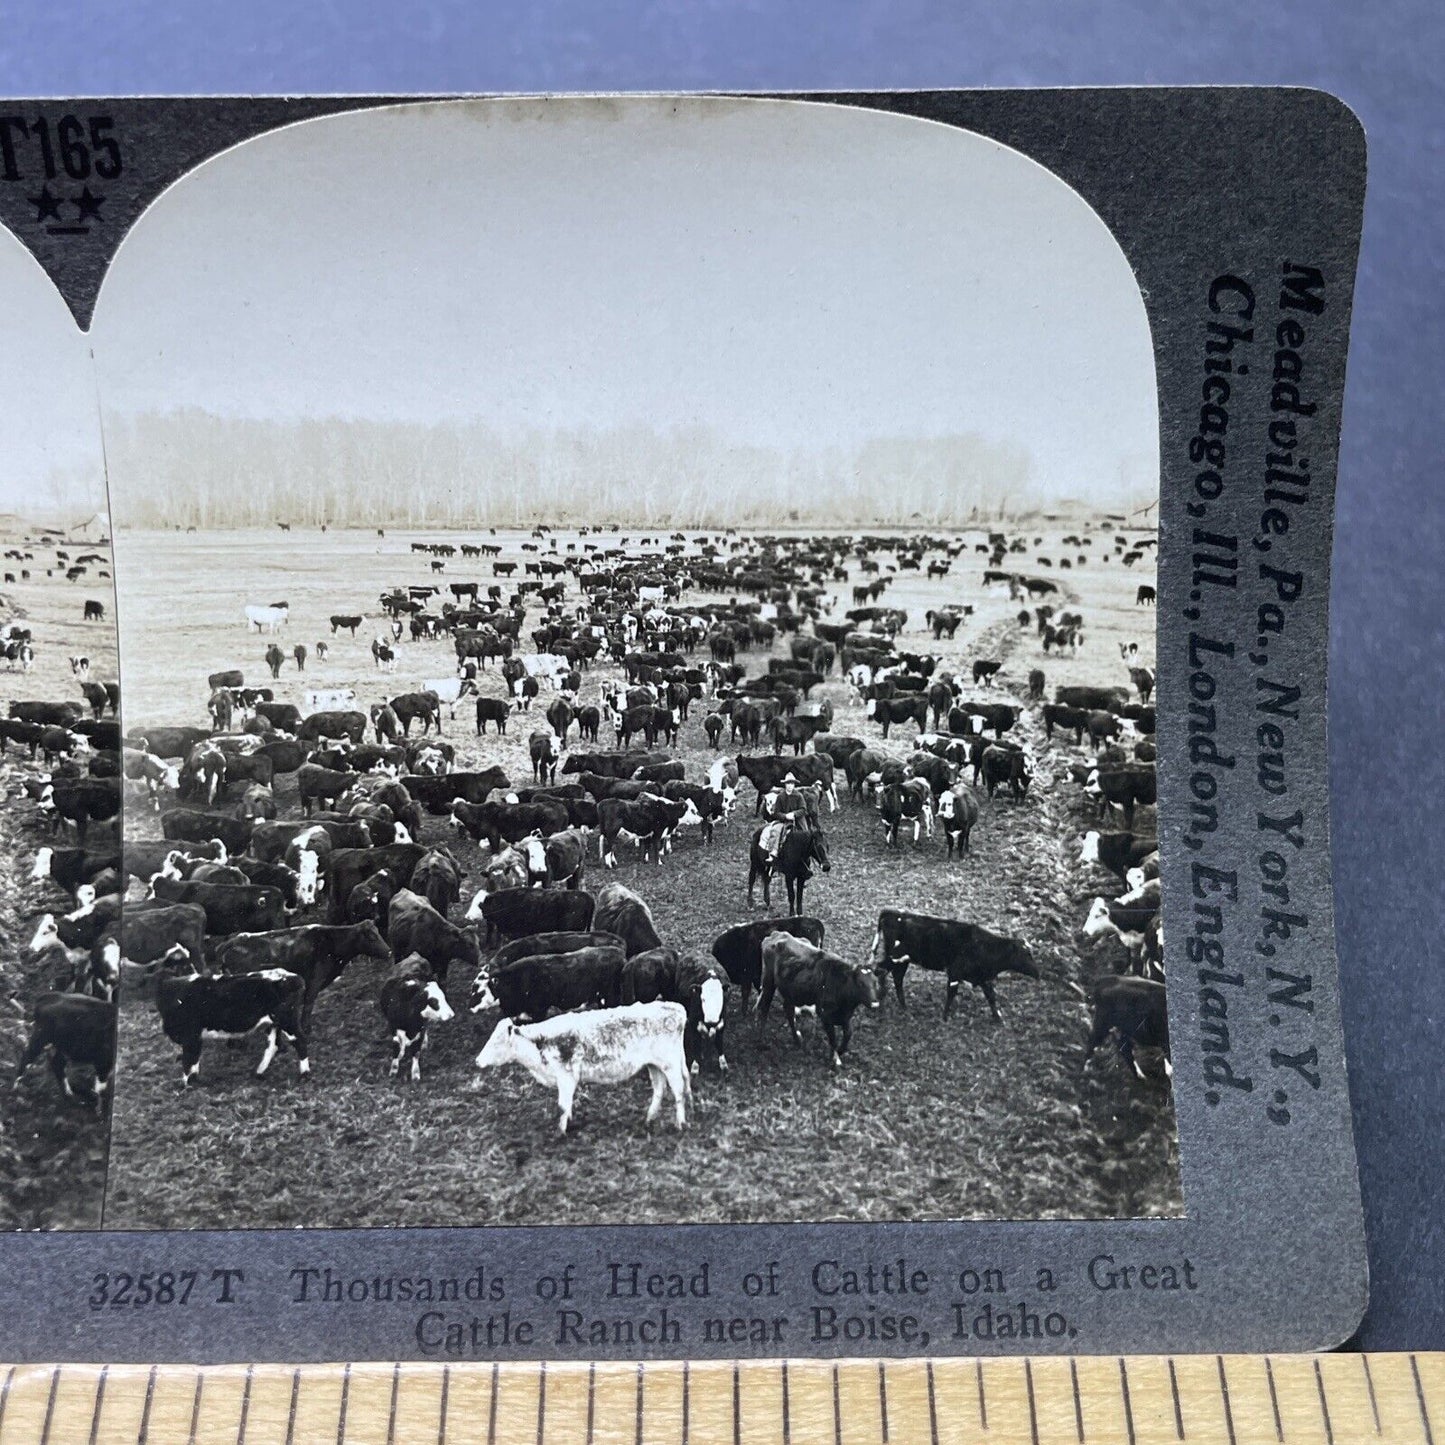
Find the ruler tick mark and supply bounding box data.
[188,1370,204,1445]
[1070,1358,1085,1443]
[1118,1359,1137,1445]
[487,1363,499,1445]
[0,1364,14,1437]
[536,1361,546,1445]
[1413,1355,1436,1445]
[438,1365,450,1445]
[139,1364,158,1445]
[1314,1359,1333,1445]
[878,1361,889,1443]
[635,1362,645,1445]
[1265,1358,1282,1442]
[976,1360,987,1432]
[682,1360,690,1445]
[1361,1354,1381,1435]
[335,1363,350,1445]
[926,1360,939,1445]
[832,1364,841,1445]
[1025,1359,1040,1445]
[1167,1358,1184,1440]
[386,1363,400,1445]
[38,1365,60,1445]
[587,1362,596,1445]
[733,1362,741,1445]
[284,1367,301,1445]
[237,1364,253,1445]
[781,1361,791,1445]
[1216,1356,1237,1445]
[87,1363,108,1445]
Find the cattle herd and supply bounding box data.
[3,514,1174,1226]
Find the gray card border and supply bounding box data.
[0,88,1366,1360]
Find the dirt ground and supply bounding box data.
[104,520,1176,1230]
[0,543,117,1230]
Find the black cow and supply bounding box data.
[1087,764,1157,824]
[676,954,731,1075]
[735,753,835,813]
[758,933,880,1068]
[411,847,463,915]
[450,797,569,850]
[620,945,680,1004]
[529,730,560,784]
[592,881,662,957]
[149,875,287,935]
[865,694,928,738]
[386,889,480,983]
[214,920,392,1028]
[476,697,511,735]
[936,785,980,858]
[15,993,115,1106]
[1085,977,1170,1080]
[980,745,1032,802]
[468,944,624,1018]
[156,968,309,1082]
[597,794,697,867]
[326,843,426,922]
[871,909,1040,1020]
[40,778,119,842]
[476,887,596,945]
[400,768,509,815]
[492,931,623,969]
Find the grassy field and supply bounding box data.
[0,544,117,1230]
[105,520,1176,1229]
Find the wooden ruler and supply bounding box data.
[0,1354,1437,1443]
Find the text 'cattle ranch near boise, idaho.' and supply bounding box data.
[9,97,1173,1232]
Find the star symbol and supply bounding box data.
[75,186,104,223]
[28,184,62,222]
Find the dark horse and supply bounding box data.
[748,821,830,914]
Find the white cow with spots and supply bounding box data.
[475,1001,690,1135]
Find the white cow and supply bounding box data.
[520,654,569,687]
[244,603,289,633]
[422,677,478,719]
[475,1001,690,1135]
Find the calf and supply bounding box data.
[15,993,115,1105]
[379,959,456,1081]
[1078,829,1157,881]
[475,1001,689,1134]
[936,784,980,857]
[758,934,880,1068]
[871,909,1039,1020]
[156,967,310,1082]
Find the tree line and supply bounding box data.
[102,408,1147,530]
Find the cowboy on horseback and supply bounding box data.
[758,772,800,860]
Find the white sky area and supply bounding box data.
[0,232,105,518]
[0,98,1159,520]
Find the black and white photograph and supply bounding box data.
[0,230,119,1230]
[94,96,1175,1230]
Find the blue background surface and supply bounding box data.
[1,0,1438,1351]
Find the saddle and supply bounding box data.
[758,818,793,862]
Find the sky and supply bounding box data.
[82,96,1157,516]
[0,230,106,519]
